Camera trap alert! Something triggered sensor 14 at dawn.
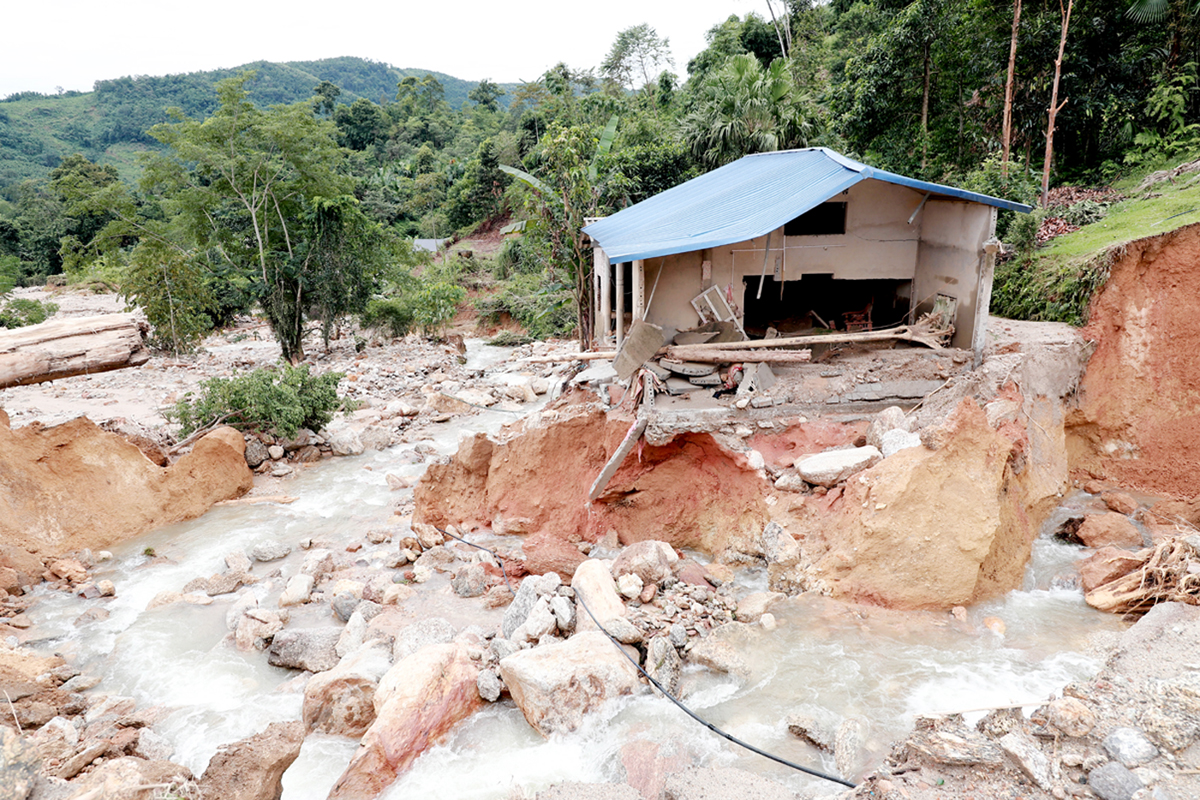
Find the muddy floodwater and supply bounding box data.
[16,342,1125,799]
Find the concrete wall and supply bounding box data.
[601,179,996,346]
[912,200,996,349]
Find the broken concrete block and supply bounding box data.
[614,321,665,382]
[795,446,882,487]
[661,359,716,377]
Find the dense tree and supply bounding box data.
[468,79,506,112]
[682,55,818,170]
[601,24,675,91]
[145,73,391,362]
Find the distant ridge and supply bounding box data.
[0,56,518,190]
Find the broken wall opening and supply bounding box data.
[740,275,912,337]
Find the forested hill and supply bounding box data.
[0,57,515,188]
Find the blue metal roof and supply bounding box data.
[583,147,1033,263]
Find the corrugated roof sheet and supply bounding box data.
[583,147,1033,263]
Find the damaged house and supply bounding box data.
[583,148,1031,360]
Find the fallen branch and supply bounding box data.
[216,495,298,506]
[669,323,952,354]
[1085,537,1200,614]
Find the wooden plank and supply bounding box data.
[588,417,648,502]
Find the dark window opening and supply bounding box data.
[741,274,911,337]
[784,202,846,237]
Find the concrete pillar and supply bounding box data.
[615,261,625,351]
[973,232,1002,367]
[594,247,611,344]
[632,259,645,321]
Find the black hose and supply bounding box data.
[432,525,514,595]
[574,592,857,788]
[432,524,855,789]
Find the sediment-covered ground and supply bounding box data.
[2,263,1200,800]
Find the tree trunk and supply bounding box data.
[1002,0,1023,178]
[0,313,150,389]
[1041,0,1073,207]
[921,42,932,170]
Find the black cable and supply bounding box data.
[433,524,854,789]
[433,525,514,594]
[574,592,856,788]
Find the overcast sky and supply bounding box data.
[3,1,759,98]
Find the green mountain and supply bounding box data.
[0,57,516,192]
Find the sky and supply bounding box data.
[2,0,761,98]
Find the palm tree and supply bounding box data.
[682,55,817,171]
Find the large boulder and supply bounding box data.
[0,420,252,556]
[302,641,393,737]
[198,721,304,800]
[795,446,882,488]
[1076,512,1144,549]
[267,628,341,673]
[810,400,1034,609]
[611,540,678,586]
[572,560,627,634]
[499,631,640,736]
[328,643,482,799]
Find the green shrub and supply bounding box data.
[991,250,1113,326]
[0,255,19,294]
[361,297,414,338]
[1003,209,1043,258]
[411,282,466,337]
[166,364,348,438]
[475,271,575,340]
[0,297,59,328]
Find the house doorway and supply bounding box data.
[741,275,912,337]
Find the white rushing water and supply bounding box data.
[19,341,1125,798]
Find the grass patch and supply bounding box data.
[993,150,1200,325]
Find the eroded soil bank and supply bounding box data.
[1070,222,1200,499]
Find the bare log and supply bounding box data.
[0,313,150,388]
[670,324,952,353]
[665,348,812,363]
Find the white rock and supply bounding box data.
[323,424,365,457]
[879,429,923,458]
[795,446,882,487]
[498,631,640,736]
[279,574,315,607]
[616,573,643,600]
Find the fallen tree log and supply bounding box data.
[1085,536,1200,614]
[668,323,952,355]
[0,313,151,388]
[663,348,812,364]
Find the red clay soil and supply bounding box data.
[0,410,253,556]
[748,418,868,469]
[414,407,771,562]
[1069,223,1200,499]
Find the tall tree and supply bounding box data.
[1001,0,1023,177]
[601,24,675,90]
[682,55,817,170]
[146,73,372,362]
[1041,0,1073,205]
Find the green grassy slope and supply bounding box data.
[992,152,1200,326]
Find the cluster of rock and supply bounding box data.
[854,602,1200,800]
[0,634,304,800]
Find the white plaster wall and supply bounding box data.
[637,180,931,338]
[912,200,995,349]
[612,180,994,345]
